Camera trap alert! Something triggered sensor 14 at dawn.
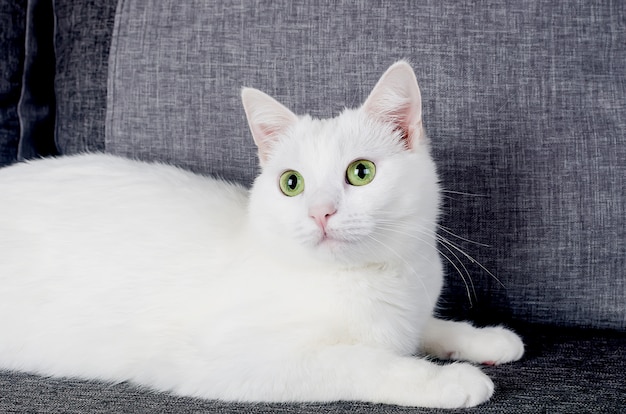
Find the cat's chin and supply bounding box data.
[310,236,375,266]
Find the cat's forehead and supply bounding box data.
[278,109,404,166]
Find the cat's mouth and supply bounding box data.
[303,218,374,260]
[310,228,341,248]
[313,237,348,261]
[316,232,338,246]
[313,228,363,250]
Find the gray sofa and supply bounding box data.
[1,0,624,412]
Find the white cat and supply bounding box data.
[0,61,523,408]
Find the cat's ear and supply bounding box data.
[362,61,424,149]
[241,88,298,166]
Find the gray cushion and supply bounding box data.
[0,0,26,166]
[52,0,117,155]
[17,0,58,161]
[1,326,625,412]
[105,0,625,330]
[6,0,116,162]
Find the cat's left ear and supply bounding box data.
[362,61,424,149]
[242,88,299,166]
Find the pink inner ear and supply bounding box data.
[394,126,411,149]
[384,103,417,150]
[363,62,423,151]
[251,123,281,159]
[258,124,281,138]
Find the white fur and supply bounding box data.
[0,61,523,408]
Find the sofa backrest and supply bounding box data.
[10,0,626,330]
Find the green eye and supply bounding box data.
[279,170,305,196]
[346,159,376,186]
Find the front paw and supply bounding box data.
[461,326,525,365]
[436,363,494,408]
[423,320,525,366]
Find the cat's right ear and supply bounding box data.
[362,61,424,150]
[241,88,298,166]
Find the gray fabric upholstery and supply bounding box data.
[1,326,625,413]
[52,0,117,155]
[105,0,626,330]
[17,0,58,160]
[17,0,59,160]
[1,0,115,164]
[0,0,26,166]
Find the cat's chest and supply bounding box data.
[330,265,428,353]
[231,262,427,354]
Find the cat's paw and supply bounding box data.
[457,326,525,365]
[435,363,494,408]
[423,320,525,366]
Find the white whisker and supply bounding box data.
[437,225,490,247]
[376,216,506,294]
[365,233,436,307]
[440,189,487,197]
[436,234,505,289]
[375,223,475,305]
[436,236,477,301]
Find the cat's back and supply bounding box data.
[0,153,248,208]
[0,153,249,281]
[0,153,248,221]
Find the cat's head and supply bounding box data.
[243,61,440,266]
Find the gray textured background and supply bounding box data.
[104,0,625,329]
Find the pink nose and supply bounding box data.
[309,204,337,230]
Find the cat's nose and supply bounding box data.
[309,203,337,231]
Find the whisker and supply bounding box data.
[375,223,475,305]
[365,233,437,307]
[437,225,490,247]
[376,218,505,291]
[436,189,505,287]
[436,245,474,305]
[436,236,477,301]
[440,189,488,197]
[435,234,506,289]
[385,218,503,285]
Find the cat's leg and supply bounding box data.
[420,318,525,365]
[228,344,495,408]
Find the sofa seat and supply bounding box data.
[1,324,623,413]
